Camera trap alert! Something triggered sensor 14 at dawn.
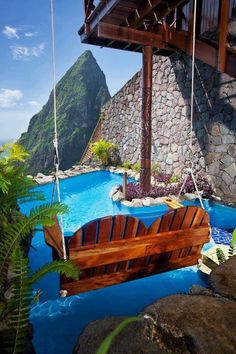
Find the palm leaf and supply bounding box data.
[0,203,67,289]
[29,260,79,284]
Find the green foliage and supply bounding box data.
[151,162,159,175]
[132,162,141,173]
[1,247,78,354]
[0,143,78,353]
[96,317,139,354]
[170,175,178,183]
[229,229,236,257]
[122,161,132,170]
[91,139,117,166]
[216,248,226,264]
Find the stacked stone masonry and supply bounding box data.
[101,53,236,203]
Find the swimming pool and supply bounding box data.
[20,171,236,354]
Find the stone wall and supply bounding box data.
[101,53,236,203]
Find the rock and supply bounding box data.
[142,197,156,206]
[58,174,68,180]
[112,191,124,202]
[209,256,236,300]
[225,163,236,178]
[109,185,120,199]
[184,193,197,200]
[132,198,143,207]
[35,172,46,179]
[143,293,236,354]
[153,197,164,205]
[73,316,164,354]
[121,200,134,207]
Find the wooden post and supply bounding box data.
[140,45,153,193]
[123,172,127,200]
[218,0,229,72]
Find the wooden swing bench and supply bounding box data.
[44,206,210,296]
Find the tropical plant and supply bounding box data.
[132,162,141,173]
[91,139,117,166]
[122,161,132,170]
[0,143,79,353]
[216,229,236,264]
[151,162,159,176]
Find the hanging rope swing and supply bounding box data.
[50,0,67,263]
[177,0,204,210]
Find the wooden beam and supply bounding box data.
[218,0,229,72]
[125,0,163,28]
[140,46,153,193]
[98,22,165,48]
[165,27,218,68]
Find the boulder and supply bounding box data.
[132,198,143,207]
[142,197,156,206]
[109,185,120,199]
[121,200,134,207]
[184,193,197,200]
[73,316,164,354]
[209,256,236,300]
[35,172,46,179]
[112,191,124,202]
[142,293,236,354]
[153,197,164,205]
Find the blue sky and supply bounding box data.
[0,0,141,142]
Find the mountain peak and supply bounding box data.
[19,53,111,174]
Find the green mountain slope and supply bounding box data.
[19,50,110,174]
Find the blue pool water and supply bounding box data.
[20,171,236,354]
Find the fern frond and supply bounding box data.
[29,260,79,284]
[216,248,226,264]
[229,229,236,257]
[0,203,67,288]
[4,246,33,354]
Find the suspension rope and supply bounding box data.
[178,0,204,210]
[50,0,67,261]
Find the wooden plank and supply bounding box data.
[148,217,161,234]
[97,217,113,243]
[218,0,229,71]
[43,217,64,258]
[62,255,201,295]
[170,207,187,231]
[191,208,205,227]
[70,226,210,269]
[181,206,197,229]
[98,22,165,48]
[112,215,127,240]
[159,211,175,232]
[162,197,183,209]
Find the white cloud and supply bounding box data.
[2,25,19,39]
[25,31,37,37]
[0,88,23,108]
[28,100,39,107]
[10,42,45,60]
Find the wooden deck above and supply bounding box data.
[79,0,236,78]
